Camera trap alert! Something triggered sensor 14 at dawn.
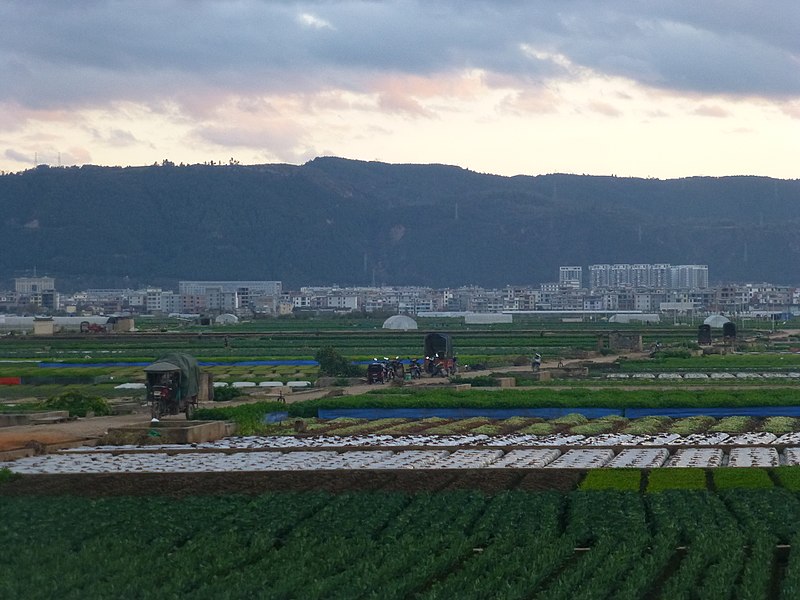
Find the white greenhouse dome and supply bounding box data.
[382,315,418,330]
[704,315,731,328]
[215,313,239,325]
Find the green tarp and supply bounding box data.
[144,353,200,399]
[424,333,453,358]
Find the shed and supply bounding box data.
[33,317,56,336]
[108,315,135,332]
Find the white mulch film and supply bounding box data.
[62,429,799,453]
[426,450,504,469]
[487,449,562,468]
[728,432,776,445]
[666,448,724,468]
[4,443,800,473]
[604,372,798,380]
[607,448,670,469]
[726,447,780,468]
[782,448,800,466]
[776,433,800,445]
[545,449,615,469]
[366,450,451,469]
[671,433,730,446]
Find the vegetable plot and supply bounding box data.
[3,489,800,598]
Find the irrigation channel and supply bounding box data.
[6,431,800,474]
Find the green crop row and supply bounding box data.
[197,401,800,438]
[5,489,800,599]
[285,387,800,417]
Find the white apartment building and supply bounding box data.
[610,264,632,288]
[559,266,583,288]
[588,264,611,289]
[15,276,55,294]
[179,280,282,309]
[670,265,709,289]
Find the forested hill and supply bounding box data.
[1,157,799,290]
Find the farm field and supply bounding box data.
[196,388,800,424]
[5,322,800,597]
[0,317,797,403]
[3,488,800,598]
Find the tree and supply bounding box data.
[315,346,359,376]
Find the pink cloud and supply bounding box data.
[780,102,800,119]
[499,89,560,115]
[195,116,311,163]
[369,72,485,117]
[377,91,433,117]
[693,104,729,117]
[0,102,80,132]
[65,147,91,164]
[587,101,622,117]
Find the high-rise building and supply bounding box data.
[610,264,632,288]
[670,265,708,289]
[630,264,651,288]
[558,266,583,288]
[15,276,55,294]
[650,264,671,288]
[588,264,611,289]
[179,280,282,309]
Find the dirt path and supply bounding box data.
[0,413,150,452]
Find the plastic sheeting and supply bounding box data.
[263,411,290,423]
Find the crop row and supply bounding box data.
[230,413,800,438]
[283,387,800,418]
[3,489,800,599]
[622,352,800,372]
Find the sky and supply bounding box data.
[1,1,799,179]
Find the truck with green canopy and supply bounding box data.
[144,353,204,420]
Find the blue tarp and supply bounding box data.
[318,407,623,420]
[263,411,290,423]
[319,406,800,420]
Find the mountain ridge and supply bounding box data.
[0,157,798,290]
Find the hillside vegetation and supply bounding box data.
[1,158,798,288]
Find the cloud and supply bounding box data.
[0,0,797,117]
[4,148,32,164]
[693,104,730,118]
[298,12,334,30]
[195,118,312,163]
[90,128,140,147]
[377,91,432,117]
[499,89,560,115]
[781,102,800,119]
[1,1,800,178]
[587,101,622,117]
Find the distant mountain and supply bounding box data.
[1,158,799,290]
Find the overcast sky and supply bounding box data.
[1,1,799,178]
